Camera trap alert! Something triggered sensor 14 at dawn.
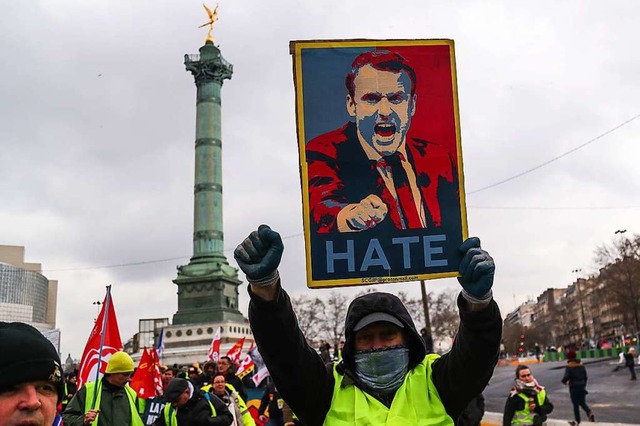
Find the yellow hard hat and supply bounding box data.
[105,351,134,374]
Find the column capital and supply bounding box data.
[184,43,233,85]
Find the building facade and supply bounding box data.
[0,245,58,331]
[505,257,639,352]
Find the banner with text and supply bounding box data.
[292,39,468,288]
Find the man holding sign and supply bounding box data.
[234,225,501,425]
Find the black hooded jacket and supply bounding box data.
[249,285,501,426]
[153,390,233,426]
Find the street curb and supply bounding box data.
[482,411,638,426]
[548,357,617,370]
[498,357,618,369]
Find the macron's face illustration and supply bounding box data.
[347,64,416,157]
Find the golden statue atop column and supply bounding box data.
[199,3,219,43]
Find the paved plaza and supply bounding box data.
[483,358,639,424]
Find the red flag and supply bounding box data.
[77,287,123,388]
[249,345,270,387]
[236,352,255,379]
[129,348,157,398]
[226,337,246,366]
[150,348,163,396]
[207,327,221,361]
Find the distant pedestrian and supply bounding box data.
[318,340,331,364]
[561,351,594,425]
[61,372,78,413]
[623,347,637,380]
[503,365,553,426]
[420,327,434,354]
[612,351,625,372]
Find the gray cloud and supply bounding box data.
[1,0,639,356]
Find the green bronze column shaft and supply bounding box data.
[185,42,233,262]
[172,40,243,325]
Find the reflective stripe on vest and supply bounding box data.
[202,383,254,425]
[163,396,217,425]
[62,382,70,405]
[323,354,454,426]
[512,390,547,425]
[83,380,145,426]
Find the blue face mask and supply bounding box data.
[354,345,409,394]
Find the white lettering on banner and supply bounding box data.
[325,234,448,273]
[144,400,165,425]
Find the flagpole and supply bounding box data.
[90,284,112,410]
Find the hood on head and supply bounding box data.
[341,292,425,371]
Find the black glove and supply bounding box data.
[234,224,284,286]
[457,237,495,303]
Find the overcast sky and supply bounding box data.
[2,1,639,358]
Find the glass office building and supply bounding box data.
[0,262,50,324]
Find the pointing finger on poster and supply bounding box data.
[337,194,388,231]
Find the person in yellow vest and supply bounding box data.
[503,365,553,426]
[205,373,256,426]
[234,225,502,425]
[154,378,232,426]
[61,372,78,413]
[62,351,145,426]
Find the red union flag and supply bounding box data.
[236,345,255,379]
[150,348,163,396]
[77,286,123,388]
[207,327,221,361]
[129,348,156,398]
[226,337,246,366]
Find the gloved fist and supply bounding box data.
[457,237,495,302]
[234,224,284,286]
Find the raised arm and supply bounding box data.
[432,237,502,418]
[235,225,335,425]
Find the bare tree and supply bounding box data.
[595,233,640,334]
[320,291,348,348]
[430,289,460,342]
[354,286,379,297]
[290,294,325,341]
[502,320,522,355]
[397,290,425,331]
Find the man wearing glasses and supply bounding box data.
[503,365,553,426]
[62,351,145,425]
[217,356,247,402]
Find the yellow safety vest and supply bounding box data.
[323,354,454,426]
[83,380,144,426]
[201,383,255,426]
[163,396,216,426]
[512,390,546,425]
[62,382,71,406]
